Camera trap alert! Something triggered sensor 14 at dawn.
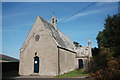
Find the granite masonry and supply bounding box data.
[19,15,92,76]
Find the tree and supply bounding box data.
[92,47,99,56]
[97,14,120,57]
[90,14,120,79]
[73,42,82,47]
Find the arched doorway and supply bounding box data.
[34,56,39,73]
[78,59,83,69]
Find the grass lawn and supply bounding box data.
[55,69,88,78]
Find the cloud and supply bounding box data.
[58,2,117,23]
[95,2,117,7]
[3,12,28,19]
[95,2,106,6]
[2,0,120,2]
[2,22,33,33]
[60,10,102,22]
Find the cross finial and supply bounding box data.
[52,12,55,16]
[88,38,91,47]
[88,38,90,42]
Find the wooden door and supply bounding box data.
[34,56,39,73]
[78,59,83,69]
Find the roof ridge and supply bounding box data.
[38,16,76,52]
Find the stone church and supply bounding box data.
[19,15,92,76]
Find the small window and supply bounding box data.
[53,20,54,23]
[35,35,40,41]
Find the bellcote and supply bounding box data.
[50,14,58,30]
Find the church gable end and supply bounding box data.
[19,16,59,76]
[21,16,45,51]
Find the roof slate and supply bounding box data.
[39,16,76,52]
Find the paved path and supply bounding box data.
[2,76,95,80]
[14,75,54,78]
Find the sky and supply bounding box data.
[2,2,118,59]
[1,0,120,2]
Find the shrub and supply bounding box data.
[91,57,120,79]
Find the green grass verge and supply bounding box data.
[55,69,88,78]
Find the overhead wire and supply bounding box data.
[58,2,97,23]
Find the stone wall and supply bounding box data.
[75,46,92,70]
[75,57,90,70]
[19,16,58,76]
[59,48,76,75]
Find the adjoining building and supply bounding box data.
[19,15,92,76]
[75,39,92,70]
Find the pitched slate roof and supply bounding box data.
[0,54,19,62]
[39,16,76,52]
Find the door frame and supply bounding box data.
[78,59,83,69]
[34,56,39,73]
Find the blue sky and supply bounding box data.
[2,2,118,59]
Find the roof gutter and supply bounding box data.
[57,46,76,54]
